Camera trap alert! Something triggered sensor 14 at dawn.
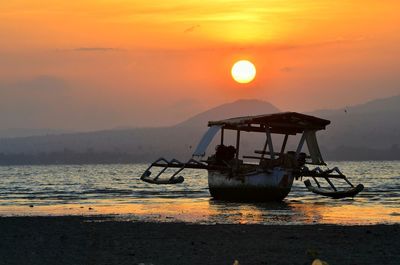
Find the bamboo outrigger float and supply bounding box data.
[140,112,364,201]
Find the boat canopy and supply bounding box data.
[208,112,330,135]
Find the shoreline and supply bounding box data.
[1,216,399,265]
[1,199,399,225]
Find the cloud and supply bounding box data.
[70,47,123,52]
[272,35,371,51]
[125,35,371,56]
[280,66,296,72]
[184,25,200,33]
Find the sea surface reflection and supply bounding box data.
[0,161,399,225]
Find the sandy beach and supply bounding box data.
[0,216,399,265]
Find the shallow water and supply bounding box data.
[0,161,399,225]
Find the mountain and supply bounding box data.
[0,100,280,164]
[312,94,400,116]
[0,128,73,138]
[177,99,279,127]
[311,94,400,151]
[0,96,399,164]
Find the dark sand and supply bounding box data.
[0,217,399,265]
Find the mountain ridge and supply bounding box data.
[176,99,280,127]
[310,94,400,117]
[0,95,399,163]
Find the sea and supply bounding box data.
[0,161,399,225]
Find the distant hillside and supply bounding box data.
[177,99,279,127]
[0,128,73,138]
[311,94,400,151]
[312,94,400,116]
[0,96,399,164]
[0,100,280,164]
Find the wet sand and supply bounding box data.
[0,216,399,265]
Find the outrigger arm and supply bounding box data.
[141,125,222,185]
[299,167,364,199]
[139,113,364,200]
[293,130,364,199]
[140,158,208,184]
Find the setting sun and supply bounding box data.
[231,60,256,84]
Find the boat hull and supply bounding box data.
[207,168,294,202]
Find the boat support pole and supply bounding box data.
[235,130,240,159]
[296,132,306,156]
[266,127,275,159]
[312,176,321,188]
[324,177,337,192]
[260,132,268,160]
[154,166,168,180]
[343,178,354,187]
[280,134,289,155]
[332,167,354,187]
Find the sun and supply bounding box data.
[231,60,256,84]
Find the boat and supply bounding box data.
[140,112,364,201]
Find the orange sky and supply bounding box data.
[0,0,399,129]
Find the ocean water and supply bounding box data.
[0,161,399,225]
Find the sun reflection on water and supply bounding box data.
[1,198,399,225]
[0,162,399,225]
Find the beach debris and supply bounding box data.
[232,260,240,265]
[29,204,34,208]
[312,259,329,265]
[88,207,93,210]
[306,248,319,258]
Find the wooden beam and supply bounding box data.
[243,155,264,160]
[220,125,299,135]
[254,150,282,156]
[280,134,289,154]
[152,163,226,171]
[266,127,275,159]
[296,133,306,155]
[260,134,268,160]
[235,130,240,159]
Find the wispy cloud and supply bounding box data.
[184,25,200,33]
[71,47,123,52]
[280,66,296,72]
[273,35,371,51]
[124,34,371,55]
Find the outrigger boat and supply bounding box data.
[140,112,364,201]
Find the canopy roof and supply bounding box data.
[208,112,330,135]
